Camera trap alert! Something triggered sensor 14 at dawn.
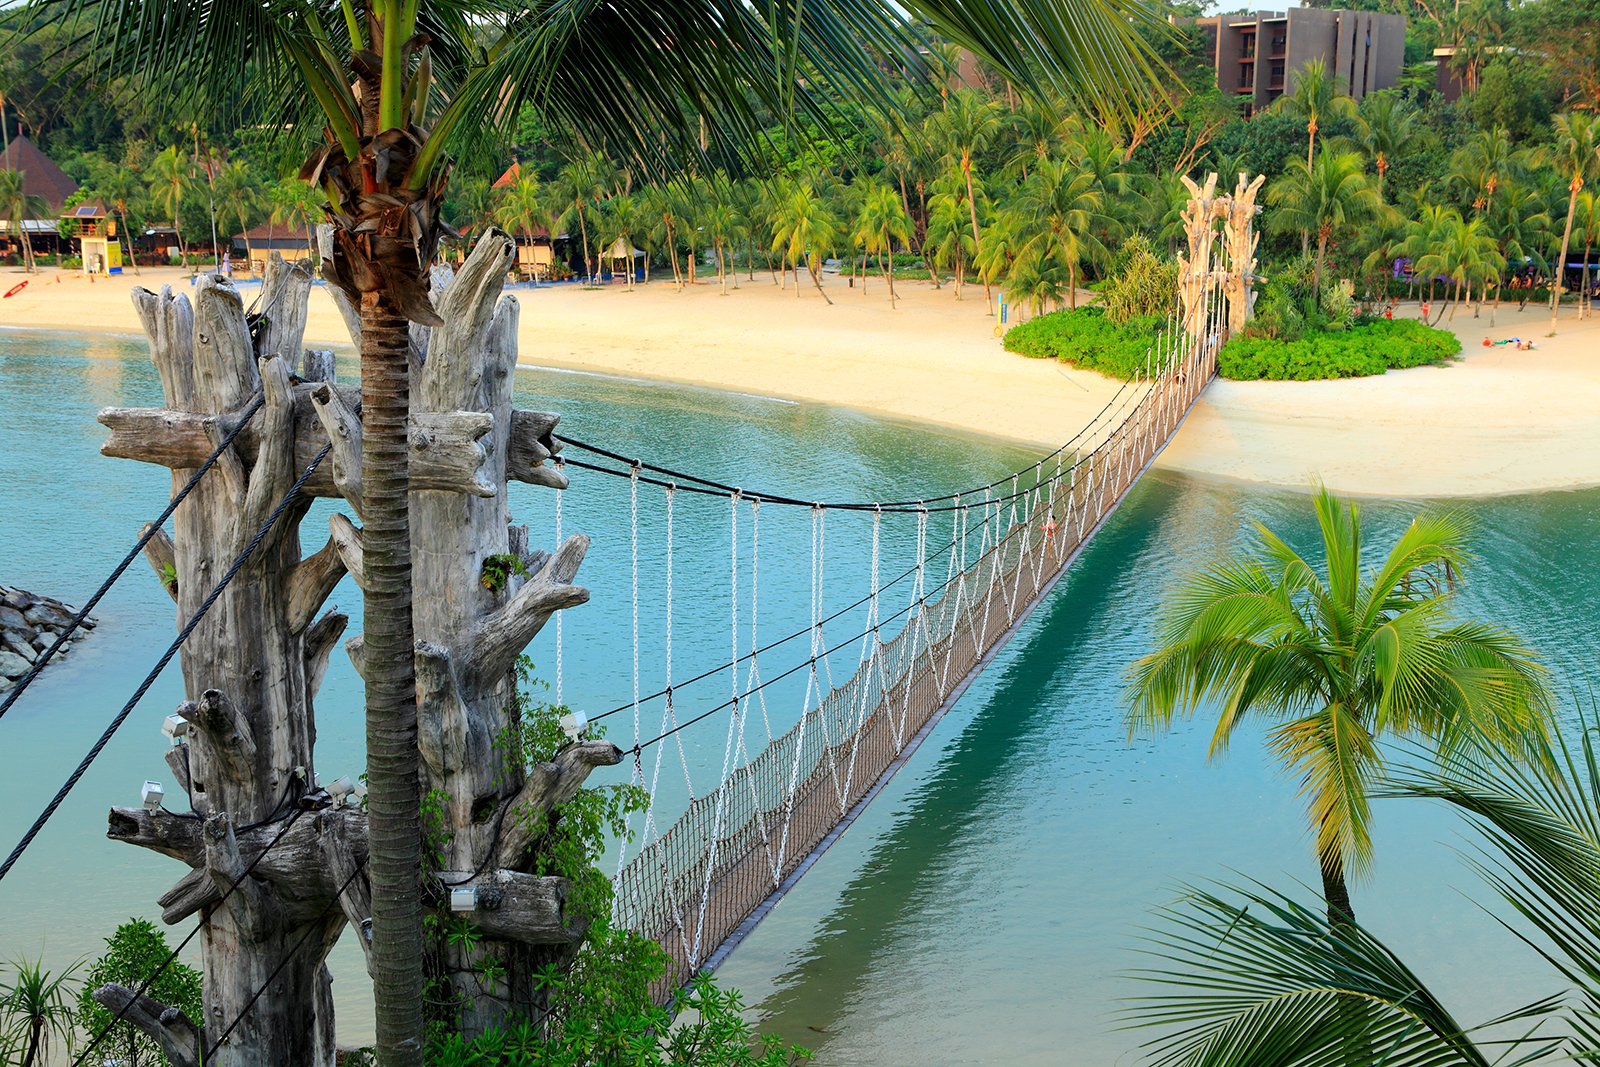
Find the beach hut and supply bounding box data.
[0,135,77,263]
[230,223,316,274]
[61,202,124,274]
[602,236,644,285]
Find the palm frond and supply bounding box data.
[1125,882,1561,1067]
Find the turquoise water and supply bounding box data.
[1,326,1596,1061]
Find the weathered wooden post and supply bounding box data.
[321,232,622,1037]
[93,259,363,1067]
[1219,173,1266,340]
[93,237,613,1060]
[1178,173,1220,342]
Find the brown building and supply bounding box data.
[1195,8,1406,114]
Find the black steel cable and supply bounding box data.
[0,392,267,723]
[555,371,1142,512]
[70,806,308,1067]
[202,857,366,1061]
[0,441,333,884]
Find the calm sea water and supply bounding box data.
[0,324,1596,1062]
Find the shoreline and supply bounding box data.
[4,266,1598,499]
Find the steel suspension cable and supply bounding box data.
[0,440,333,883]
[0,392,267,723]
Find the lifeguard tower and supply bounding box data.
[62,202,123,275]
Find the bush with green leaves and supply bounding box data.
[1218,318,1462,381]
[426,926,810,1067]
[1002,306,1166,380]
[75,919,201,1067]
[1099,235,1178,325]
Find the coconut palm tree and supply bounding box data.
[1575,188,1600,318]
[603,192,642,289]
[851,178,911,305]
[1271,58,1356,172]
[1450,125,1516,221]
[552,153,610,284]
[1125,488,1550,927]
[1267,149,1382,301]
[934,89,1004,309]
[1549,112,1600,332]
[267,176,323,259]
[212,161,262,273]
[1414,213,1502,321]
[702,185,746,294]
[147,145,189,266]
[770,177,840,303]
[1354,91,1422,203]
[492,169,550,278]
[1488,178,1550,317]
[927,185,977,297]
[0,170,45,273]
[1012,156,1110,310]
[45,0,1165,1061]
[89,162,143,273]
[1130,712,1600,1066]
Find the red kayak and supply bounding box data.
[2,280,27,299]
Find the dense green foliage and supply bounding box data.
[1002,307,1165,380]
[74,919,202,1067]
[1218,318,1463,380]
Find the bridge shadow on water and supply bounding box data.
[728,474,1246,1059]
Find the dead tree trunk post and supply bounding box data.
[1178,173,1220,343]
[1219,173,1266,341]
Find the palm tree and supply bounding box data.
[1549,112,1600,332]
[1125,488,1550,926]
[1266,149,1383,300]
[1449,125,1516,221]
[552,153,610,285]
[2,957,80,1067]
[492,169,550,277]
[702,185,746,294]
[851,178,911,306]
[927,185,976,297]
[0,170,46,273]
[1271,58,1356,173]
[1576,188,1600,317]
[1012,156,1109,310]
[212,161,262,273]
[1414,213,1502,321]
[603,192,642,289]
[1488,178,1550,317]
[267,176,323,259]
[934,89,1004,309]
[1131,713,1600,1066]
[147,145,189,266]
[770,178,840,303]
[1354,91,1421,202]
[47,0,1164,1061]
[90,163,143,273]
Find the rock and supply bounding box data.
[1,590,33,612]
[0,650,30,681]
[1,632,36,662]
[0,606,26,631]
[31,634,51,654]
[24,602,74,631]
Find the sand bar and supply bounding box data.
[3,265,1596,498]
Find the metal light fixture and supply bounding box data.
[327,775,355,804]
[162,714,189,743]
[140,780,165,812]
[449,886,478,913]
[559,709,589,741]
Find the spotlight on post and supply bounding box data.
[140,781,165,812]
[559,709,588,741]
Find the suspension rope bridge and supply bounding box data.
[551,289,1223,991]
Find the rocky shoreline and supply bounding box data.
[0,585,94,691]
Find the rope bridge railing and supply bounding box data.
[608,293,1221,992]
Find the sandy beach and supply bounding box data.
[3,264,1596,498]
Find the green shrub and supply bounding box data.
[76,919,202,1067]
[1100,236,1178,325]
[1002,306,1167,380]
[1218,318,1462,380]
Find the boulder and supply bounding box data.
[0,606,26,631]
[1,633,36,663]
[0,650,30,683]
[24,602,74,631]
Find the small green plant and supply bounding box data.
[1002,306,1168,380]
[1099,235,1178,325]
[157,561,178,594]
[4,955,82,1067]
[75,919,201,1067]
[480,554,529,594]
[1218,318,1462,381]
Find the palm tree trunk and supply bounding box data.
[360,290,426,1067]
[860,250,869,293]
[577,208,591,285]
[1313,232,1328,304]
[883,251,896,307]
[1583,243,1593,319]
[964,157,990,313]
[1553,185,1579,333]
[119,210,139,273]
[1069,261,1078,310]
[810,256,832,304]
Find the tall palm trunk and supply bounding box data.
[1583,243,1593,319]
[1313,230,1328,304]
[963,154,989,312]
[1552,181,1580,333]
[360,289,426,1067]
[576,206,591,284]
[118,209,139,273]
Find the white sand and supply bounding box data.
[4,264,1597,498]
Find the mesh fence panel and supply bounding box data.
[615,316,1219,992]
